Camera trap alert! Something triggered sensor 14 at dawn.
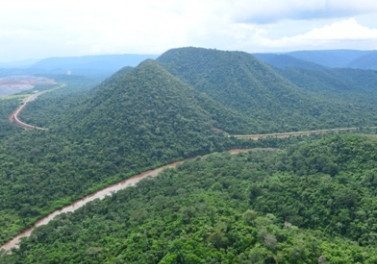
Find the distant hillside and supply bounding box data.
[348,51,377,70]
[256,50,377,70]
[286,50,372,68]
[278,67,377,95]
[254,53,323,69]
[0,59,39,69]
[158,47,372,132]
[276,67,377,126]
[29,54,157,78]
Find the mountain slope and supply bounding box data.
[287,50,371,68]
[278,67,377,95]
[68,59,253,158]
[157,47,367,132]
[253,53,323,69]
[276,67,377,127]
[348,51,377,70]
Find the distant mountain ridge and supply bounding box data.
[29,54,158,77]
[348,52,377,70]
[0,53,158,79]
[253,53,324,69]
[255,49,377,70]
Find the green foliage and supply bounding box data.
[3,136,377,263]
[158,47,377,132]
[0,60,252,245]
[0,98,21,139]
[3,48,377,263]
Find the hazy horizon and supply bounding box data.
[3,47,377,65]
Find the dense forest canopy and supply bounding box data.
[2,135,377,263]
[158,47,377,132]
[2,47,377,263]
[0,57,255,246]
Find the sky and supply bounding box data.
[1,0,377,63]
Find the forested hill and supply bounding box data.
[274,67,377,127]
[277,67,377,95]
[64,59,256,159]
[157,47,373,132]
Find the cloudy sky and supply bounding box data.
[1,0,377,62]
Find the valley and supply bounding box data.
[1,47,377,263]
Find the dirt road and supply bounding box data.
[9,84,64,130]
[9,92,47,130]
[235,127,362,140]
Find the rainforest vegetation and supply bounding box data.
[2,47,377,263]
[2,135,377,263]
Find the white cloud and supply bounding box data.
[0,0,377,62]
[247,18,377,51]
[303,18,377,40]
[232,0,377,23]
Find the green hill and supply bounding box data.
[255,51,377,126]
[157,47,372,132]
[278,67,377,95]
[71,60,255,136]
[276,67,377,126]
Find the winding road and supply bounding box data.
[9,84,64,130]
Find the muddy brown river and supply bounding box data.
[1,149,260,252]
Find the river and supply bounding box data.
[1,148,259,252]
